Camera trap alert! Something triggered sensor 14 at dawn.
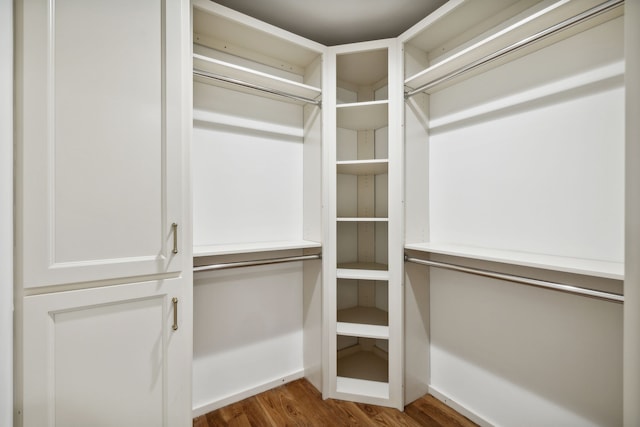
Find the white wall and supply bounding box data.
[0,0,13,425]
[192,262,305,416]
[425,18,624,427]
[428,17,624,262]
[192,82,304,247]
[430,267,622,426]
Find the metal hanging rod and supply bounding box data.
[194,253,321,273]
[404,256,624,303]
[405,0,624,98]
[193,69,322,106]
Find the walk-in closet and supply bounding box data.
[8,0,640,426]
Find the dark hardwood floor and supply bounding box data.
[193,379,478,426]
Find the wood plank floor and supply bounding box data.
[193,379,478,426]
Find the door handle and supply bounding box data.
[172,223,178,254]
[172,297,178,331]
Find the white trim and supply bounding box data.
[0,0,13,425]
[428,385,495,427]
[625,0,640,425]
[191,370,304,418]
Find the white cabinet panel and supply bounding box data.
[22,279,190,427]
[17,0,186,288]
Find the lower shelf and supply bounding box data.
[337,342,388,383]
[336,377,389,400]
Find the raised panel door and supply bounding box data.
[22,278,191,427]
[17,0,187,288]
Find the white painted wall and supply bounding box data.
[430,267,622,426]
[428,17,624,262]
[192,82,304,247]
[192,263,305,416]
[425,18,624,427]
[625,1,640,425]
[0,0,13,425]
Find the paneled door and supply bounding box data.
[16,0,188,288]
[22,279,191,427]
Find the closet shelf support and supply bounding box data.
[194,253,321,272]
[405,256,624,303]
[193,69,322,106]
[404,0,624,98]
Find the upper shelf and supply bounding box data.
[402,0,624,94]
[336,101,388,130]
[193,53,321,104]
[404,242,624,280]
[193,0,323,74]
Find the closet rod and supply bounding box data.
[193,69,322,106]
[194,253,321,273]
[404,256,624,303]
[404,0,624,98]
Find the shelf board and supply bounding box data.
[337,322,389,339]
[337,217,388,222]
[194,240,321,257]
[404,242,623,280]
[193,0,323,71]
[337,265,389,281]
[193,53,321,102]
[336,100,388,130]
[338,306,388,327]
[337,159,389,175]
[403,0,623,94]
[336,377,389,400]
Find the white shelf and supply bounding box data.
[404,242,624,280]
[193,53,321,102]
[194,240,321,257]
[337,217,388,222]
[193,0,323,73]
[337,159,389,175]
[336,100,388,130]
[336,377,389,400]
[337,322,389,340]
[403,0,622,94]
[338,306,388,326]
[337,266,389,281]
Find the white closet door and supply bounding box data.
[17,0,186,288]
[22,278,190,427]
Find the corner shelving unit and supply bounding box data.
[323,38,403,409]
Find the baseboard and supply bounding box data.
[428,385,494,427]
[192,370,305,418]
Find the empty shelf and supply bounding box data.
[404,242,623,280]
[337,322,389,339]
[194,240,321,257]
[338,306,388,326]
[193,53,321,103]
[337,217,388,222]
[336,377,389,399]
[337,266,389,281]
[336,100,388,130]
[337,160,389,175]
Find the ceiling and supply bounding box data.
[210,0,448,46]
